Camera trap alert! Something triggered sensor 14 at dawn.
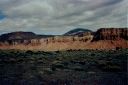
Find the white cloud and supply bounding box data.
[0,0,127,35]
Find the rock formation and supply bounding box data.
[0,28,127,51]
[93,28,128,41]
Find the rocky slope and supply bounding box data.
[0,31,54,41]
[0,31,36,41]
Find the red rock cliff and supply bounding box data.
[93,28,128,41]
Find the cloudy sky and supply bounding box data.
[0,0,127,35]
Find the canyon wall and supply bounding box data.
[0,32,93,46]
[93,28,128,41]
[0,28,127,51]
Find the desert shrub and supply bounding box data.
[61,62,69,66]
[78,61,86,65]
[90,53,95,56]
[102,65,121,72]
[67,49,73,52]
[0,49,127,84]
[55,51,60,53]
[44,68,53,75]
[51,66,56,71]
[116,47,121,50]
[54,64,64,69]
[52,63,67,70]
[26,50,34,54]
[72,66,84,71]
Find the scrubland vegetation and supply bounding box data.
[0,49,127,85]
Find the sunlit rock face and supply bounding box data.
[93,28,128,41]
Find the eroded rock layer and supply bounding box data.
[0,28,127,51]
[93,28,128,41]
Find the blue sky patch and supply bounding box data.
[0,11,6,20]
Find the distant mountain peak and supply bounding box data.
[64,28,92,36]
[0,31,37,41]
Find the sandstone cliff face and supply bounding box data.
[0,28,127,51]
[31,33,93,45]
[93,28,128,41]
